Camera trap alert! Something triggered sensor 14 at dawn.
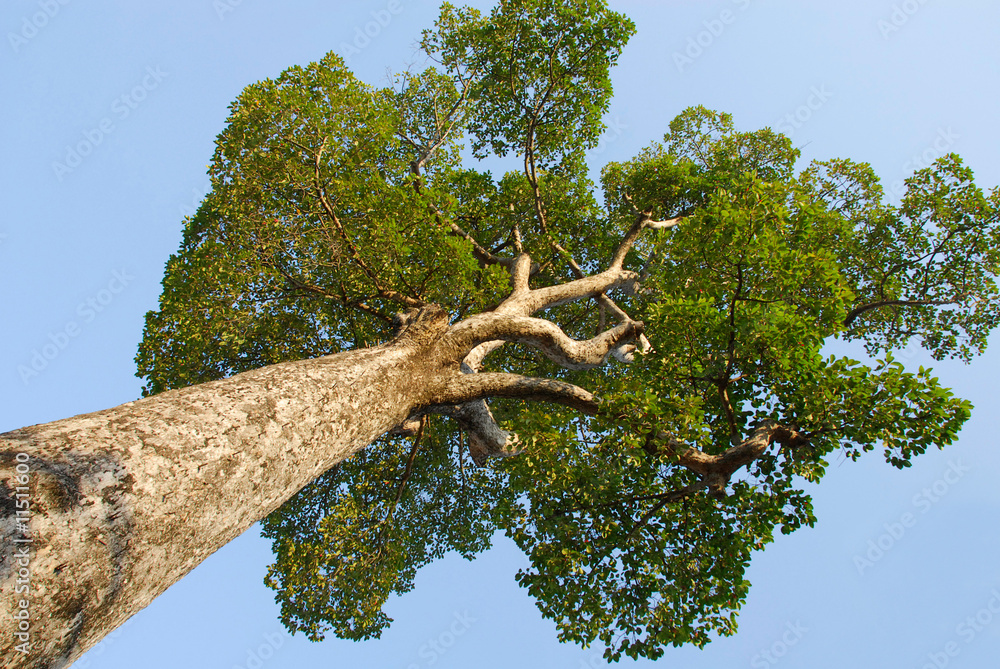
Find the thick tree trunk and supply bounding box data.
[0,311,452,668]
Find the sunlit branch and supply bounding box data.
[435,372,599,415]
[608,212,683,272]
[448,314,644,371]
[511,267,642,314]
[437,400,521,466]
[647,421,809,498]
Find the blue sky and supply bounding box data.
[3,1,1000,667]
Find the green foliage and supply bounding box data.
[422,0,635,165]
[136,0,1000,662]
[803,155,1000,361]
[261,419,512,641]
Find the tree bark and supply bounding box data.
[0,310,455,668]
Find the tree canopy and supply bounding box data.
[136,0,1000,661]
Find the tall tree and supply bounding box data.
[3,0,999,665]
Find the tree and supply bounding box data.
[2,0,999,665]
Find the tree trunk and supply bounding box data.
[0,311,452,668]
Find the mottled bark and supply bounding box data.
[0,309,459,669]
[0,231,656,667]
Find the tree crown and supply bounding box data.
[137,0,1000,661]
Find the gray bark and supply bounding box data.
[0,309,455,669]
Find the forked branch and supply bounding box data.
[646,420,809,497]
[447,314,644,371]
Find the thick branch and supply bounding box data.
[511,252,532,294]
[513,210,681,353]
[462,339,506,373]
[448,314,644,371]
[647,420,808,498]
[435,372,598,415]
[609,213,683,272]
[500,266,641,315]
[438,401,521,466]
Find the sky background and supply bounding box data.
[3,1,1000,667]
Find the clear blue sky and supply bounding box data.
[3,1,1000,667]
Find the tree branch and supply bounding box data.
[646,420,808,498]
[437,400,521,466]
[435,372,599,415]
[308,137,423,309]
[387,418,426,520]
[448,314,644,371]
[620,483,705,544]
[503,266,642,314]
[843,296,965,327]
[609,212,683,272]
[446,219,519,269]
[511,252,532,294]
[274,265,394,325]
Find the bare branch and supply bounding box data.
[508,267,641,314]
[448,314,644,371]
[511,252,532,294]
[647,420,805,498]
[462,339,506,372]
[645,217,683,230]
[438,401,521,466]
[435,372,599,415]
[609,213,683,272]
